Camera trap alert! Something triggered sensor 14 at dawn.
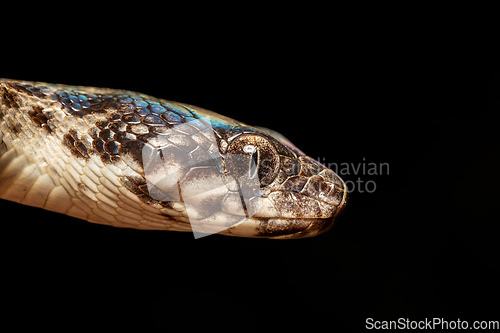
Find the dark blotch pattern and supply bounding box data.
[1,85,19,109]
[63,131,89,159]
[40,86,201,173]
[28,105,52,133]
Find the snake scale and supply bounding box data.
[0,78,347,238]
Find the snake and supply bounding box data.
[0,78,347,238]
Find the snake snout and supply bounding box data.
[262,156,347,227]
[282,157,346,207]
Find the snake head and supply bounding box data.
[142,114,347,239]
[219,126,348,239]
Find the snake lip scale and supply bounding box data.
[0,78,347,239]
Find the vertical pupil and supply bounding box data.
[250,150,259,178]
[242,145,259,178]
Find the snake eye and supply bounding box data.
[226,134,280,187]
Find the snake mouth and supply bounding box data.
[256,187,348,239]
[222,170,348,239]
[258,218,337,239]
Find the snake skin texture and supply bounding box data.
[0,79,347,238]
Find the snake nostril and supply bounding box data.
[309,176,322,192]
[320,181,330,193]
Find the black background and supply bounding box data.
[2,26,499,331]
